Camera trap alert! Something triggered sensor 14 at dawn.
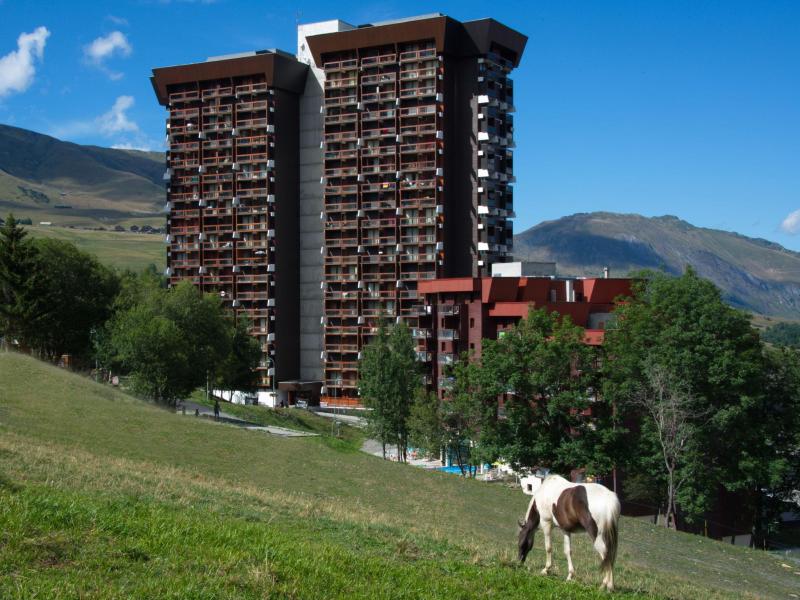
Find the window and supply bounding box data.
[470,317,475,328]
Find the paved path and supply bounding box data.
[309,409,367,428]
[360,437,443,469]
[177,400,318,438]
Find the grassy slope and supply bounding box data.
[1,353,797,599]
[24,225,164,272]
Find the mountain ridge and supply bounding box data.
[0,124,164,228]
[513,211,800,318]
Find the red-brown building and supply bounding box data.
[418,273,633,396]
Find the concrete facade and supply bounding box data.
[296,21,355,381]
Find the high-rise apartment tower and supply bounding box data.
[306,15,526,404]
[151,51,308,398]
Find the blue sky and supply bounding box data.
[0,1,798,249]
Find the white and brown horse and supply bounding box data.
[517,474,620,591]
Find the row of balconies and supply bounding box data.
[322,50,436,74]
[167,83,270,106]
[477,205,515,219]
[322,197,440,212]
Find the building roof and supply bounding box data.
[305,15,527,67]
[151,50,309,105]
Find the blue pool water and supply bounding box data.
[435,465,491,475]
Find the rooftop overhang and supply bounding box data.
[150,51,309,105]
[306,15,526,68]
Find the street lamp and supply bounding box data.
[265,355,276,407]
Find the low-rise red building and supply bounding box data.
[417,272,632,396]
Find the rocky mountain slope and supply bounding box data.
[0,124,164,227]
[514,212,800,318]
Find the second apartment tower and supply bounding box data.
[305,15,526,403]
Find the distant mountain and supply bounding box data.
[0,124,165,227]
[513,212,800,318]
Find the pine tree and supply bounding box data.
[0,214,35,348]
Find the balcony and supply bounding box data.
[169,90,199,103]
[439,329,459,340]
[236,100,269,112]
[361,108,395,122]
[201,105,232,116]
[361,145,396,158]
[438,353,455,365]
[325,112,358,126]
[360,53,396,67]
[399,67,437,81]
[323,58,358,72]
[361,73,396,86]
[235,82,269,96]
[201,87,233,101]
[399,86,437,100]
[325,77,357,90]
[360,90,396,104]
[361,181,396,193]
[399,48,437,62]
[237,135,269,148]
[325,94,357,108]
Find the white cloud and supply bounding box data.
[50,95,160,150]
[780,209,800,235]
[0,26,50,98]
[107,15,129,26]
[84,31,131,79]
[98,95,138,135]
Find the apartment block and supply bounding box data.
[306,15,527,405]
[418,269,633,398]
[151,51,308,399]
[151,14,527,406]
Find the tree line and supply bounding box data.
[359,268,800,547]
[0,214,260,404]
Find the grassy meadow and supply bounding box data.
[24,225,165,272]
[1,352,798,599]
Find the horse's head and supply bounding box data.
[517,501,540,563]
[519,473,545,496]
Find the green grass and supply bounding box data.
[1,352,798,599]
[25,225,165,272]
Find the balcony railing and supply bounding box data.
[399,49,437,62]
[323,58,358,72]
[438,329,459,340]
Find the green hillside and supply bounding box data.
[0,124,165,229]
[2,353,797,598]
[514,212,800,318]
[24,225,165,272]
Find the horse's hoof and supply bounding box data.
[566,573,575,582]
[540,568,549,576]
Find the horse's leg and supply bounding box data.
[605,565,614,592]
[540,521,553,575]
[563,532,575,581]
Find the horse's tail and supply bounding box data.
[595,491,620,571]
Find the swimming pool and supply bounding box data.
[436,465,490,475]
